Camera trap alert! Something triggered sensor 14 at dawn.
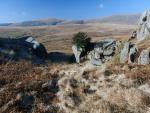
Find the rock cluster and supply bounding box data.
[72,10,150,65]
[120,10,150,65]
[72,39,120,65]
[0,36,47,63]
[88,39,117,65]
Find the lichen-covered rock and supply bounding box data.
[120,42,130,63]
[88,39,117,65]
[90,58,103,66]
[138,49,150,65]
[137,10,150,41]
[72,45,83,63]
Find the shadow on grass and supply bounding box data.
[47,52,76,63]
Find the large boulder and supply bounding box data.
[24,37,47,59]
[0,36,47,62]
[88,39,117,65]
[138,49,150,65]
[137,10,150,41]
[120,42,138,64]
[72,39,117,65]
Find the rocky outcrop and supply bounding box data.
[72,39,118,65]
[88,39,117,65]
[0,36,47,63]
[137,10,150,41]
[120,10,150,65]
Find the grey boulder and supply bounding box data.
[72,45,83,63]
[137,10,150,41]
[138,49,150,65]
[89,39,117,65]
[0,36,47,62]
[120,42,130,63]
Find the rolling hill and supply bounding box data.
[86,14,141,25]
[0,14,140,27]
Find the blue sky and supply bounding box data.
[0,0,150,23]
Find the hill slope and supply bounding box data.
[86,14,140,25]
[0,14,140,27]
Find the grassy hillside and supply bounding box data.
[0,14,140,27]
[0,23,136,53]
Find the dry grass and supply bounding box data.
[1,23,150,113]
[126,65,150,85]
[136,34,150,50]
[0,61,66,113]
[0,23,135,53]
[0,60,150,113]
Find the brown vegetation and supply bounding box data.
[0,23,135,53]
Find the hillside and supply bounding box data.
[0,23,136,53]
[0,14,140,27]
[2,10,150,113]
[87,14,140,25]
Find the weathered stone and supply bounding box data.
[103,46,115,56]
[0,36,47,62]
[72,45,82,63]
[88,39,117,65]
[94,47,103,59]
[128,46,138,63]
[90,58,103,66]
[138,49,150,65]
[130,31,137,40]
[102,39,116,49]
[72,38,117,65]
[137,10,150,41]
[120,42,130,63]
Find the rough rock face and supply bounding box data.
[72,45,83,63]
[128,46,138,63]
[138,49,150,65]
[137,10,150,41]
[120,42,130,63]
[88,39,117,65]
[0,36,47,62]
[120,42,138,64]
[120,10,150,64]
[72,39,117,65]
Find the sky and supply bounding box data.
[0,0,150,23]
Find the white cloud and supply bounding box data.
[98,3,104,9]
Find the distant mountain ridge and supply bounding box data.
[94,14,140,25]
[0,14,141,27]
